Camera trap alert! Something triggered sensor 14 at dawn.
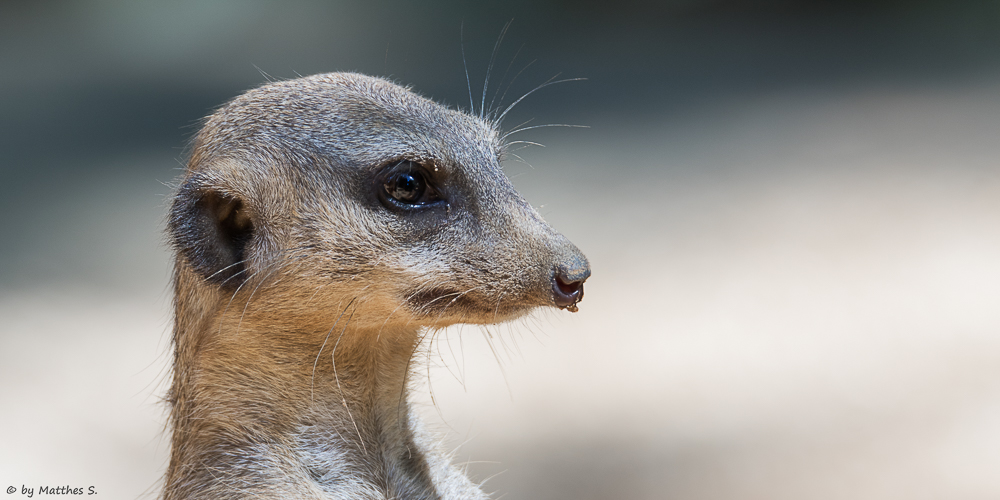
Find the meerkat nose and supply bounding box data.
[552,255,591,312]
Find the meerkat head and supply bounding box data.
[168,72,589,331]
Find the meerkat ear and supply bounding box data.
[169,181,254,287]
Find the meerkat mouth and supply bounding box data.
[407,286,486,312]
[405,286,530,321]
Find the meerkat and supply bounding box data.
[164,72,590,499]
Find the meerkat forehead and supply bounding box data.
[192,72,501,176]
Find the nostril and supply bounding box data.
[556,276,581,296]
[552,273,586,312]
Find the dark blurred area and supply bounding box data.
[4,1,1000,152]
[3,0,999,289]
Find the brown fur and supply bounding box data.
[164,73,589,499]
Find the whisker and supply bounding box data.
[501,123,589,142]
[435,326,463,388]
[397,326,435,435]
[495,76,587,126]
[457,321,467,388]
[426,330,440,415]
[504,140,546,149]
[217,268,262,337]
[507,321,524,359]
[506,152,535,170]
[203,259,249,282]
[427,284,490,315]
[253,64,275,82]
[478,468,509,490]
[488,42,526,118]
[460,22,475,115]
[493,59,538,121]
[214,252,311,337]
[480,326,513,400]
[377,276,442,341]
[235,263,286,337]
[505,117,535,137]
[304,284,326,306]
[311,297,357,403]
[490,294,517,362]
[217,267,250,288]
[330,303,365,454]
[481,20,514,119]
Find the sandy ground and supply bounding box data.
[2,80,999,499]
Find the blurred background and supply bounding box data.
[2,1,1000,498]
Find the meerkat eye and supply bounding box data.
[378,160,442,208]
[386,170,425,202]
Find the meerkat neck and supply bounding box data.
[164,293,438,498]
